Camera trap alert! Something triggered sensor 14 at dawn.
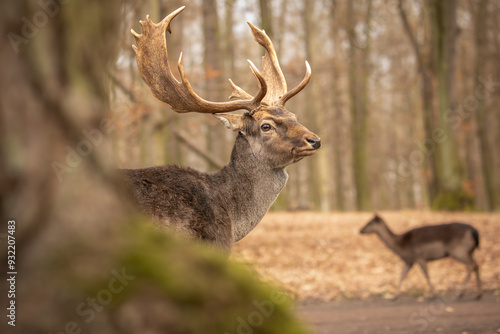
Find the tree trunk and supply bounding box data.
[224,0,236,79]
[328,0,343,211]
[428,0,470,210]
[203,0,227,169]
[259,0,274,41]
[302,0,331,211]
[398,0,438,205]
[474,0,498,210]
[347,0,372,211]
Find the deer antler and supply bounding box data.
[131,6,267,113]
[277,61,311,106]
[132,6,310,113]
[246,22,287,105]
[233,23,311,107]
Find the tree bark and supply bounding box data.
[203,0,227,169]
[259,0,274,41]
[302,0,331,211]
[347,0,372,211]
[398,0,438,203]
[428,0,470,209]
[473,0,498,210]
[328,0,343,211]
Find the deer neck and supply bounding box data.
[214,134,288,242]
[374,223,402,254]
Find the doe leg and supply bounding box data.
[457,267,472,298]
[417,260,435,297]
[474,263,482,300]
[452,253,482,299]
[394,262,413,300]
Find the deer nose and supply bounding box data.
[306,136,321,150]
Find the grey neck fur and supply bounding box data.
[212,134,288,242]
[374,223,401,254]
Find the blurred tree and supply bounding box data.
[398,0,439,202]
[224,0,236,78]
[428,0,472,210]
[0,1,312,333]
[259,0,274,40]
[203,0,228,168]
[302,0,331,211]
[346,0,373,211]
[473,0,499,210]
[399,0,472,210]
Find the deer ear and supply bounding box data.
[214,114,245,133]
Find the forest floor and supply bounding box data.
[297,291,500,334]
[231,211,500,333]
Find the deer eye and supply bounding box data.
[261,123,272,132]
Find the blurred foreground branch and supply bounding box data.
[0,1,309,333]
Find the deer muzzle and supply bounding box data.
[306,136,321,150]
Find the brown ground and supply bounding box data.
[232,211,500,333]
[298,291,500,334]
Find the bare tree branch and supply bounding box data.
[398,0,425,74]
[174,130,224,169]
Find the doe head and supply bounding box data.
[360,214,385,234]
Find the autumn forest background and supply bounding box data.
[1,0,500,333]
[111,0,500,212]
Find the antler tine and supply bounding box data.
[131,6,266,113]
[228,79,253,100]
[277,61,312,106]
[244,22,311,107]
[247,22,287,105]
[247,60,268,107]
[227,61,268,104]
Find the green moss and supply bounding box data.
[63,219,311,334]
[432,189,476,211]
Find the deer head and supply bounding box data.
[131,6,320,169]
[360,214,386,234]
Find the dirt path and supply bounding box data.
[298,291,500,334]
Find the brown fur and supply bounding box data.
[121,107,320,253]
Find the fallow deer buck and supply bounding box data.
[121,7,320,252]
[360,214,482,299]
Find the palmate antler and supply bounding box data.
[240,22,312,107]
[131,6,311,113]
